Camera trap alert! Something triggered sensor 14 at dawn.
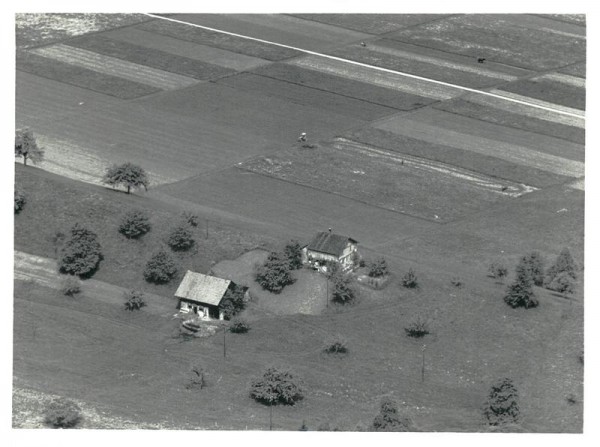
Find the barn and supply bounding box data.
[175,271,237,321]
[301,230,359,272]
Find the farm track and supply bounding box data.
[30,44,200,90]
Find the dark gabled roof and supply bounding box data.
[306,232,357,257]
[174,271,231,306]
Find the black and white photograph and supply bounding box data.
[4,1,596,443]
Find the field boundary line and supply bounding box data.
[143,13,585,120]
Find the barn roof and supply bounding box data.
[306,232,357,257]
[174,271,231,306]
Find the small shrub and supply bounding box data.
[401,268,418,288]
[249,366,303,405]
[167,224,195,251]
[546,271,575,295]
[372,397,411,432]
[368,257,389,278]
[255,251,296,293]
[404,316,430,338]
[61,276,81,297]
[488,262,508,280]
[566,394,577,405]
[323,337,348,354]
[123,290,146,311]
[299,420,309,431]
[519,251,545,286]
[118,209,151,239]
[450,277,463,288]
[230,318,250,334]
[14,187,26,213]
[181,211,199,227]
[43,398,82,428]
[143,249,177,284]
[483,378,520,426]
[186,366,206,390]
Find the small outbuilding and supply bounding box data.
[175,271,237,320]
[302,230,359,272]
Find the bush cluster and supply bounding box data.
[545,248,577,294]
[323,338,348,354]
[181,211,199,227]
[401,268,418,288]
[119,210,151,239]
[43,398,82,429]
[123,289,146,311]
[372,398,411,432]
[488,262,508,280]
[143,249,177,284]
[404,316,430,338]
[58,224,103,278]
[255,251,296,293]
[368,257,389,278]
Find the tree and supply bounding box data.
[545,248,577,286]
[368,257,389,278]
[14,187,26,214]
[15,128,44,166]
[118,209,151,239]
[167,224,195,251]
[229,318,250,334]
[283,240,303,270]
[255,251,296,293]
[404,315,430,338]
[58,224,103,278]
[488,262,508,281]
[330,272,356,305]
[372,397,411,432]
[504,262,538,308]
[219,286,246,320]
[123,289,146,311]
[61,276,81,297]
[43,398,82,428]
[102,162,149,194]
[181,211,199,227]
[519,251,545,286]
[547,272,575,295]
[143,249,177,284]
[401,268,418,288]
[483,378,520,426]
[186,366,206,390]
[249,366,303,405]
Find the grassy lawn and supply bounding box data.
[14,164,276,298]
[16,51,160,99]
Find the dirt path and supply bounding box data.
[14,251,174,317]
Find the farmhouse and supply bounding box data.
[302,230,359,272]
[175,271,237,320]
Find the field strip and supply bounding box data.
[537,72,586,88]
[332,137,536,197]
[144,13,585,119]
[489,89,585,116]
[462,93,585,129]
[30,44,199,90]
[374,118,585,178]
[289,56,459,100]
[365,43,518,81]
[105,27,270,71]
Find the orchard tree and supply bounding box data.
[255,251,296,293]
[143,249,177,284]
[102,162,149,194]
[482,378,520,426]
[58,224,103,278]
[167,224,195,251]
[15,128,44,166]
[119,209,151,239]
[545,248,577,286]
[249,366,303,405]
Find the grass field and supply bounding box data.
[13,13,585,432]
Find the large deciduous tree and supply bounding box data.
[102,162,149,194]
[255,251,295,293]
[249,366,303,405]
[15,128,44,166]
